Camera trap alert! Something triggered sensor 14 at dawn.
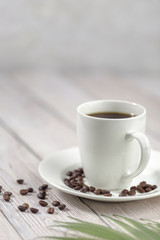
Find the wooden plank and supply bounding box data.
[0,125,105,240]
[0,212,22,240]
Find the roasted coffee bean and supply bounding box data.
[145,187,152,192]
[102,190,110,195]
[27,187,33,193]
[17,179,24,184]
[130,186,137,191]
[52,201,60,206]
[94,189,102,195]
[139,181,147,188]
[70,182,79,187]
[39,190,46,194]
[66,171,73,176]
[137,185,145,193]
[64,180,74,188]
[119,189,128,197]
[18,205,27,212]
[119,192,127,197]
[104,192,112,197]
[80,186,88,193]
[22,203,29,209]
[30,208,39,214]
[80,185,89,193]
[74,186,82,190]
[58,204,66,210]
[78,181,84,187]
[3,194,10,202]
[128,190,136,196]
[151,185,157,190]
[39,184,48,191]
[48,207,54,214]
[140,181,146,185]
[77,167,83,173]
[144,184,152,189]
[104,193,112,197]
[39,200,48,207]
[4,191,12,196]
[77,176,83,181]
[0,185,2,190]
[20,189,28,195]
[37,193,46,199]
[89,186,95,192]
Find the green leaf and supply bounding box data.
[36,237,94,240]
[103,215,160,240]
[52,221,135,240]
[36,215,160,240]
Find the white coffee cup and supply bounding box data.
[77,100,150,190]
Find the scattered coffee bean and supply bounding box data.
[39,184,48,191]
[0,185,2,190]
[48,207,54,214]
[39,200,48,207]
[20,189,28,195]
[52,201,60,206]
[27,188,33,193]
[4,191,12,196]
[22,203,29,209]
[94,189,102,195]
[37,193,46,199]
[17,179,24,184]
[3,194,10,202]
[18,205,27,212]
[89,186,95,192]
[30,208,39,214]
[58,204,66,210]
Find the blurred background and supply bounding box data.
[1,0,160,75]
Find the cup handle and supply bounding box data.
[123,132,151,179]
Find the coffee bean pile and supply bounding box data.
[64,168,113,196]
[64,168,157,197]
[0,179,66,215]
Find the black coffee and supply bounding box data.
[88,112,136,119]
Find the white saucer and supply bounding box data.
[39,147,160,202]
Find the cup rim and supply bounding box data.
[77,99,146,121]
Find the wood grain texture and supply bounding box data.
[0,72,159,239]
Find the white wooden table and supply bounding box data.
[0,73,160,239]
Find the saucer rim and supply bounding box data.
[39,147,160,202]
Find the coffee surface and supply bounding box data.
[88,112,136,119]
